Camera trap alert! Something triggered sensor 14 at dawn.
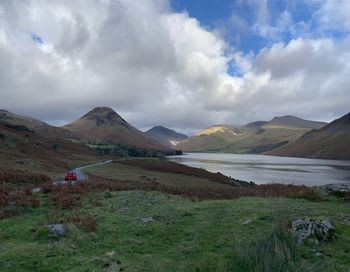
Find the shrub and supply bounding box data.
[44,210,97,232]
[0,169,51,185]
[0,184,39,219]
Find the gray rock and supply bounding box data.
[141,216,154,223]
[119,207,129,213]
[324,183,350,193]
[242,219,253,225]
[291,217,334,243]
[32,187,41,193]
[314,251,324,257]
[45,224,66,238]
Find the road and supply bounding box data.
[53,160,113,185]
[74,160,113,181]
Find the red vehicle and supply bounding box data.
[64,171,77,181]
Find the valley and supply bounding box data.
[1,107,349,272]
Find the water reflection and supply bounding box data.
[168,153,350,186]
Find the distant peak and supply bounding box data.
[147,126,174,134]
[268,115,326,129]
[82,106,129,126]
[152,126,167,130]
[271,115,298,121]
[195,125,235,136]
[83,106,115,116]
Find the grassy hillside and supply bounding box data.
[0,109,79,140]
[225,125,310,154]
[176,116,326,153]
[176,125,243,151]
[268,112,350,160]
[0,121,100,179]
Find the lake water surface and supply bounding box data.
[167,153,350,186]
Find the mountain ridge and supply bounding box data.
[266,112,350,159]
[145,126,187,148]
[176,115,327,153]
[0,109,80,140]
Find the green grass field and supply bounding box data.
[1,191,350,271]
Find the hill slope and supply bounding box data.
[267,112,350,159]
[0,120,98,176]
[176,116,327,153]
[176,125,243,151]
[64,107,169,151]
[145,126,187,148]
[0,109,79,140]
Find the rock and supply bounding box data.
[119,207,129,213]
[45,224,66,238]
[32,187,41,193]
[105,251,116,257]
[291,217,334,243]
[314,251,324,257]
[324,183,350,194]
[242,219,253,225]
[141,216,154,223]
[103,191,112,199]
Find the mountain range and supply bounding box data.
[176,116,327,154]
[1,107,349,160]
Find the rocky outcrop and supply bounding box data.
[291,217,334,243]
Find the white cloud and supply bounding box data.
[0,0,349,133]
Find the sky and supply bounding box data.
[0,0,349,134]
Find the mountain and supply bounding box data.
[243,121,268,130]
[0,109,79,140]
[64,107,169,150]
[267,115,326,129]
[176,116,327,153]
[176,125,244,151]
[267,112,350,159]
[224,116,327,153]
[144,126,187,148]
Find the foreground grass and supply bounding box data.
[1,190,349,271]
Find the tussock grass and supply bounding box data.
[234,224,321,272]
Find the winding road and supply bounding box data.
[54,160,113,185]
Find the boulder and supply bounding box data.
[45,224,66,238]
[291,217,334,243]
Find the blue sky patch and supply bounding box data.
[32,34,43,44]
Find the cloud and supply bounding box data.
[0,0,349,134]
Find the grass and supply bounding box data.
[0,191,350,271]
[1,159,349,271]
[234,224,320,272]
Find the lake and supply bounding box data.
[167,153,350,186]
